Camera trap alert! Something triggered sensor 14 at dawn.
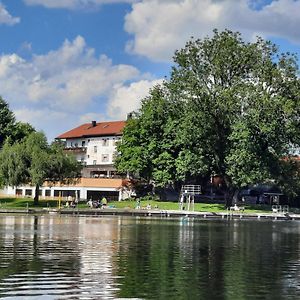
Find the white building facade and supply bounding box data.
[1,120,131,201]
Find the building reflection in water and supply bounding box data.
[0,215,123,299]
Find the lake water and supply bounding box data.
[0,215,299,299]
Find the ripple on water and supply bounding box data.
[0,216,300,299]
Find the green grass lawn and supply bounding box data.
[0,197,59,209]
[0,197,91,209]
[0,197,297,214]
[108,200,283,213]
[109,200,227,212]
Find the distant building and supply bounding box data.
[57,120,125,179]
[1,120,132,201]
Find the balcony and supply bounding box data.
[64,146,87,153]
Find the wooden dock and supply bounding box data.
[0,208,300,221]
[58,208,300,221]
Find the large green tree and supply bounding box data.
[0,96,16,147]
[0,132,82,205]
[116,86,183,187]
[116,30,300,201]
[0,96,35,147]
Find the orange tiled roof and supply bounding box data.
[56,120,126,139]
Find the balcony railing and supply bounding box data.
[64,146,87,153]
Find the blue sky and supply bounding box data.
[0,0,300,141]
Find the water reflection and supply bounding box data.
[0,215,122,299]
[0,215,299,299]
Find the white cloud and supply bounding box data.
[14,107,71,141]
[107,79,163,119]
[0,36,159,140]
[0,3,20,25]
[24,0,136,9]
[125,0,300,61]
[0,35,140,110]
[79,112,105,123]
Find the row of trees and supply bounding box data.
[116,30,300,202]
[0,97,81,205]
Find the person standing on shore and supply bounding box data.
[136,199,141,209]
[101,196,107,207]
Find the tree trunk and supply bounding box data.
[223,175,235,208]
[34,184,39,206]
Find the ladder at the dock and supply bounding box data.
[179,185,202,211]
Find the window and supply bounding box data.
[102,154,109,162]
[25,189,32,196]
[94,146,97,153]
[102,139,108,146]
[16,189,23,196]
[93,160,97,165]
[82,141,85,147]
[113,138,120,146]
[45,190,51,197]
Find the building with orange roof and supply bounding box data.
[1,120,133,202]
[57,120,126,178]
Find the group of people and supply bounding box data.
[135,199,155,210]
[87,197,108,209]
[65,195,77,208]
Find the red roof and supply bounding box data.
[56,120,126,139]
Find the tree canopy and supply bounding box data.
[0,132,82,205]
[0,96,35,147]
[116,30,300,200]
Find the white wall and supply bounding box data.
[66,136,121,166]
[0,185,124,200]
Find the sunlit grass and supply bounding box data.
[109,200,268,213]
[110,200,226,212]
[0,198,59,209]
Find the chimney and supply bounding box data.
[91,120,97,127]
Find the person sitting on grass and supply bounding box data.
[87,199,93,208]
[93,200,100,208]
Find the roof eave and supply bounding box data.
[56,133,123,139]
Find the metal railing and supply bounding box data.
[271,205,289,213]
[181,185,202,195]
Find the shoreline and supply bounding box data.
[0,207,299,221]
